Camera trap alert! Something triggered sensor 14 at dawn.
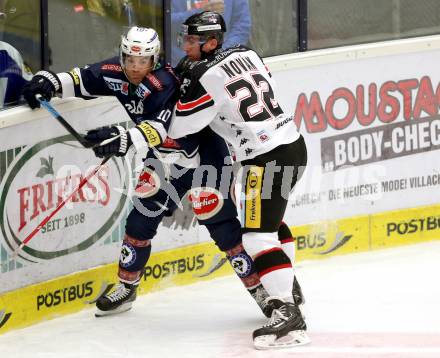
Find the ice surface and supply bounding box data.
[1,241,439,358]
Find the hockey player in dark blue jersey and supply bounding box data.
[22,26,280,318]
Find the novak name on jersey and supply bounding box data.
[170,45,300,162]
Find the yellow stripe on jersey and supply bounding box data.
[136,122,162,147]
[245,166,264,228]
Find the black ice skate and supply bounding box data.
[95,282,138,317]
[253,297,310,350]
[249,284,272,317]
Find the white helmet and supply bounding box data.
[120,27,161,69]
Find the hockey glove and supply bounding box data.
[22,70,61,109]
[84,125,132,158]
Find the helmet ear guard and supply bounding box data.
[120,27,161,69]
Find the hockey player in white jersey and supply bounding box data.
[169,11,309,349]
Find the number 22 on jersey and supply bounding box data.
[225,72,283,122]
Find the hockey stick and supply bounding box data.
[12,156,111,257]
[36,95,121,149]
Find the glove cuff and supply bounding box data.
[35,70,62,92]
[114,125,129,154]
[114,126,132,155]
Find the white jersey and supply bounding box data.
[169,45,300,161]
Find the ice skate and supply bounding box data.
[253,297,310,350]
[95,282,138,317]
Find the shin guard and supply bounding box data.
[118,234,152,284]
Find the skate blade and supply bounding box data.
[254,330,311,350]
[95,302,133,317]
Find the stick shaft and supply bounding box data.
[37,96,93,148]
[37,97,121,149]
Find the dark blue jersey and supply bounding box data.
[56,57,199,164]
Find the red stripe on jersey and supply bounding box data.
[280,237,294,244]
[254,247,283,260]
[177,94,213,111]
[259,263,292,278]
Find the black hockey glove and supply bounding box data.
[22,70,61,109]
[84,126,132,158]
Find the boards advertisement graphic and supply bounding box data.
[0,136,128,263]
[0,241,233,335]
[0,102,208,293]
[270,48,440,226]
